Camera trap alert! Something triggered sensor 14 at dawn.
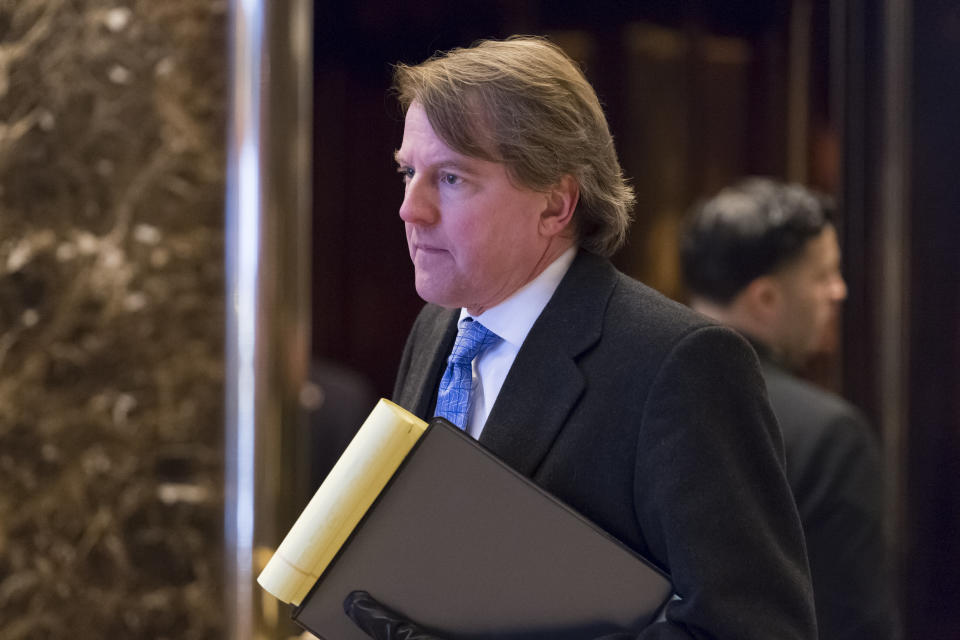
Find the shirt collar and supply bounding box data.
[459,246,577,347]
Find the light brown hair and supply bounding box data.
[393,36,634,257]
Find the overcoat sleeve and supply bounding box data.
[625,326,816,639]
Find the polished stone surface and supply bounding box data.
[0,1,226,637]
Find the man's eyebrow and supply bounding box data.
[393,150,478,174]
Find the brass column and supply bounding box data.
[225,0,314,638]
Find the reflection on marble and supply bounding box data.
[0,1,227,637]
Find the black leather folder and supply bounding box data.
[293,417,672,640]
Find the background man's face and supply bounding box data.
[770,225,848,367]
[395,102,554,314]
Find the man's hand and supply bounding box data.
[343,589,661,640]
[343,591,443,640]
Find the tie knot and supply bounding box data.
[434,319,501,431]
[449,319,500,365]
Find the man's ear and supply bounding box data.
[741,275,783,324]
[539,174,579,237]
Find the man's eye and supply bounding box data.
[398,167,414,183]
[441,173,462,186]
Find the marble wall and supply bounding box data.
[0,1,227,637]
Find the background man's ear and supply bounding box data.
[539,174,579,237]
[741,276,783,323]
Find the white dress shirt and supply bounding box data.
[457,246,577,439]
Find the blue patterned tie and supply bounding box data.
[435,319,501,430]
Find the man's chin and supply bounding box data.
[414,280,461,309]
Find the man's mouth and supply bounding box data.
[414,243,445,254]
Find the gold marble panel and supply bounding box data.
[0,1,226,637]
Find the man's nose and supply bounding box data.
[398,179,438,225]
[833,274,848,301]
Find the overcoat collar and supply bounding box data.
[479,250,616,476]
[401,250,618,477]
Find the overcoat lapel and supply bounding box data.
[479,251,617,476]
[399,308,458,419]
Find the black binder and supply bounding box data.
[293,417,672,640]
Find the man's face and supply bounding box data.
[395,102,555,315]
[770,225,848,366]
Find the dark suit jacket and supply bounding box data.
[758,351,897,639]
[393,250,816,639]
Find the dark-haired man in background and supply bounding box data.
[681,177,897,640]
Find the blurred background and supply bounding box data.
[1,0,957,638]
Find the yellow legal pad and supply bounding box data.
[256,399,426,606]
